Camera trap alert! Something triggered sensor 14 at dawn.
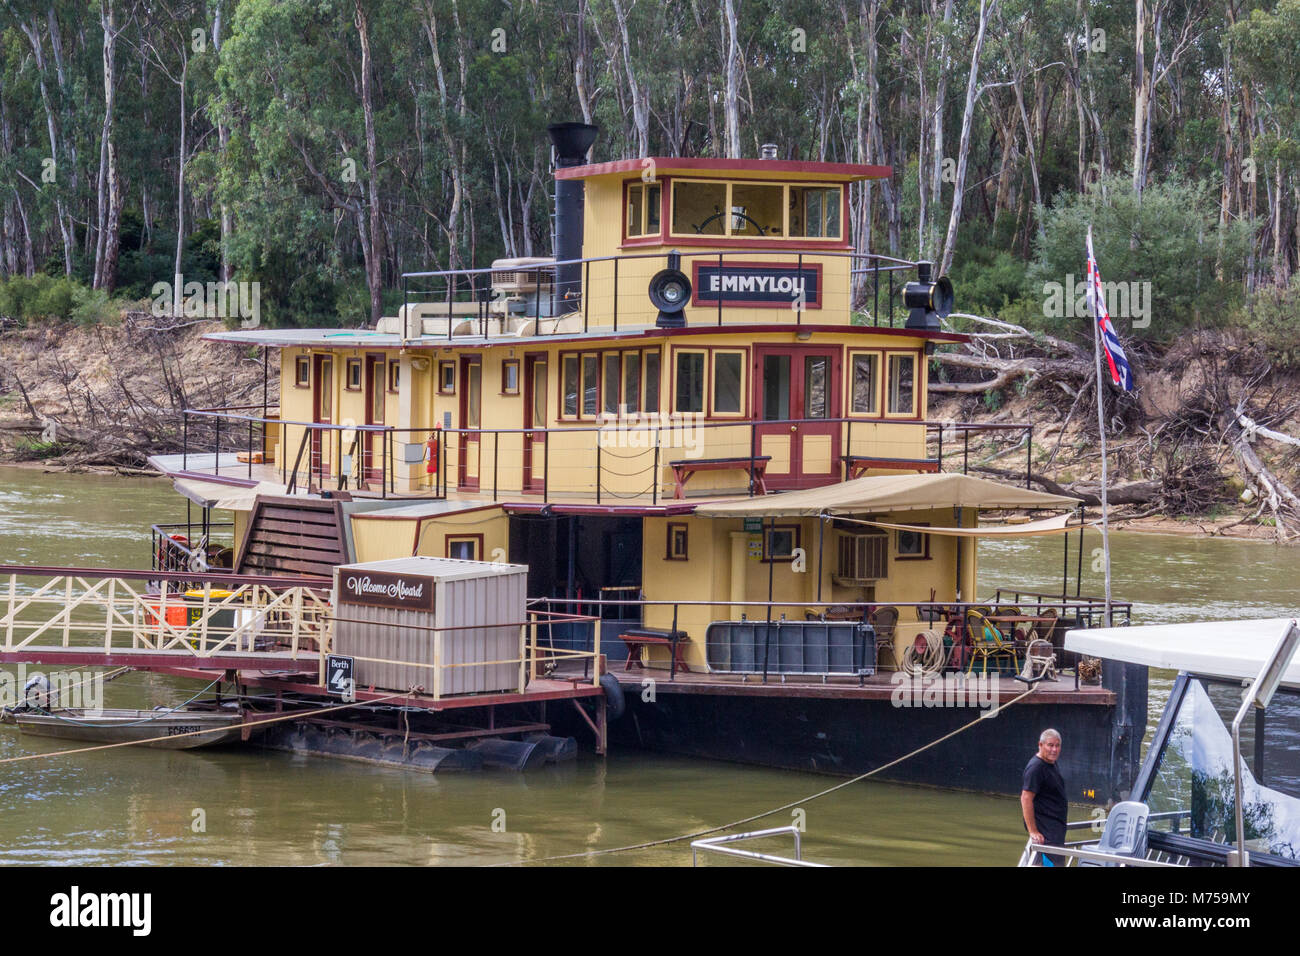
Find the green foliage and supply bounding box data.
[981,389,1003,412]
[1029,176,1251,344]
[1243,276,1300,368]
[0,275,126,326]
[11,437,66,460]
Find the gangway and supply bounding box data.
[0,566,329,677]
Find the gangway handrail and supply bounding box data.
[692,826,826,867]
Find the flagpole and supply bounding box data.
[1092,304,1114,628]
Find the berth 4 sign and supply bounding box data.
[691,261,822,309]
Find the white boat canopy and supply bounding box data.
[1067,618,1300,687]
[692,473,1080,517]
[173,478,295,511]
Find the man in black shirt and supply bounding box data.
[1021,729,1067,865]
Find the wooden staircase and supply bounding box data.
[234,495,349,578]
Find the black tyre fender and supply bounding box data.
[599,673,626,720]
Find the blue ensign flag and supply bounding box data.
[1086,229,1133,390]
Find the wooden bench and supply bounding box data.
[841,455,941,480]
[620,628,691,674]
[669,456,771,499]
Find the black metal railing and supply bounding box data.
[399,248,923,340]
[178,407,1037,503]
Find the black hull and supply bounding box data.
[559,662,1147,803]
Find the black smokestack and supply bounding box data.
[548,122,598,314]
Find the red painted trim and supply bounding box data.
[445,532,486,560]
[557,157,892,181]
[689,259,824,309]
[503,502,700,516]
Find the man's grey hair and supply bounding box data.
[1039,728,1061,744]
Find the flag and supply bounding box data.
[1086,229,1133,391]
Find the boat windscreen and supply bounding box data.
[1144,677,1300,861]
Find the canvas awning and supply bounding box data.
[692,473,1080,518]
[173,478,297,511]
[838,512,1081,537]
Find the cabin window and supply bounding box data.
[896,523,930,560]
[294,356,310,388]
[562,355,579,418]
[388,360,400,392]
[674,350,706,414]
[666,522,689,561]
[886,352,917,417]
[501,359,520,395]
[836,530,887,583]
[446,536,480,561]
[626,182,662,238]
[604,353,621,415]
[644,351,661,412]
[804,355,830,419]
[439,361,456,395]
[789,186,842,239]
[762,523,801,562]
[850,352,881,416]
[712,351,744,415]
[466,362,482,428]
[345,359,362,391]
[582,354,599,417]
[623,353,642,414]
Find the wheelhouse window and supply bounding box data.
[345,358,362,390]
[388,360,400,392]
[294,356,310,388]
[439,361,456,395]
[668,180,843,241]
[674,350,706,414]
[850,352,880,416]
[886,353,917,417]
[626,182,662,238]
[789,186,841,239]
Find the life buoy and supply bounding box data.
[425,431,440,475]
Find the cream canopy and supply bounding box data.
[692,472,1080,517]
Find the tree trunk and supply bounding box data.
[213,1,232,283]
[355,0,384,327]
[1132,0,1149,198]
[172,55,188,316]
[723,0,742,158]
[939,0,996,275]
[20,18,74,275]
[94,0,120,290]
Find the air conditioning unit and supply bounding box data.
[489,256,557,318]
[835,531,888,586]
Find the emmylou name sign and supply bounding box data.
[338,571,434,611]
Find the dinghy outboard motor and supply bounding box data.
[24,673,53,710]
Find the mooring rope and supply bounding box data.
[505,685,1039,865]
[0,689,416,765]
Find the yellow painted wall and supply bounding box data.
[639,508,965,670]
[275,327,931,500]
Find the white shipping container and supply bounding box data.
[332,556,528,695]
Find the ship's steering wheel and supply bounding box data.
[693,210,767,236]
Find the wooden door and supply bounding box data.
[523,354,547,492]
[753,346,840,490]
[311,355,333,480]
[363,354,385,483]
[457,355,482,491]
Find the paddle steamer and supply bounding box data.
[128,123,1147,798]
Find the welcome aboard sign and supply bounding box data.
[337,570,435,611]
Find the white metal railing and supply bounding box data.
[692,826,827,867]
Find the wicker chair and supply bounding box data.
[964,608,1020,676]
[871,605,900,671]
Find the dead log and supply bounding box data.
[971,465,1159,506]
